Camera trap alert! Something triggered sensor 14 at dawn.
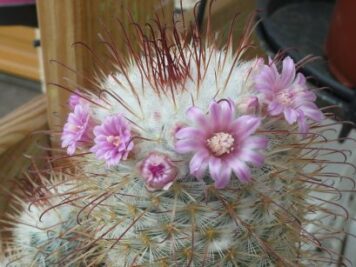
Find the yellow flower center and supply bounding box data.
[107,135,121,147]
[207,132,235,156]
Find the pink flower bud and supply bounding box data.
[237,96,259,114]
[139,153,178,191]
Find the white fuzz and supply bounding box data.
[7,183,80,267]
[92,47,261,173]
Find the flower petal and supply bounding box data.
[209,101,220,115]
[243,136,269,150]
[209,100,234,130]
[239,151,265,167]
[300,103,324,122]
[230,159,252,183]
[175,127,204,140]
[219,99,235,123]
[256,65,277,89]
[175,139,201,153]
[284,108,298,124]
[214,166,231,189]
[280,57,296,87]
[295,72,306,86]
[189,151,209,179]
[186,106,209,128]
[301,91,317,102]
[209,157,222,179]
[232,115,261,140]
[209,157,231,188]
[67,145,76,155]
[268,102,284,116]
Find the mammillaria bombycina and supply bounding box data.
[4,11,354,267]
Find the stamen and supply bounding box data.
[277,90,294,105]
[207,132,235,156]
[107,135,121,147]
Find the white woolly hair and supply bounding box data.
[89,46,262,177]
[4,180,80,267]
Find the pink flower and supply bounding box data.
[91,115,134,167]
[139,152,178,190]
[175,100,268,189]
[255,57,324,133]
[61,104,94,155]
[68,90,86,110]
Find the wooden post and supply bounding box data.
[36,0,173,146]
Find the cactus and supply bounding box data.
[4,11,353,267]
[2,175,93,267]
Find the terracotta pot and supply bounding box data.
[326,0,356,88]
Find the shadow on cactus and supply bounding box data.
[3,3,356,267]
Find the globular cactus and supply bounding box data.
[2,175,92,267]
[4,11,354,267]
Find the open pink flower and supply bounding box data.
[91,115,134,167]
[175,100,268,189]
[139,152,178,190]
[255,57,324,133]
[61,104,94,155]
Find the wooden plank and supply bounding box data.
[0,94,47,156]
[0,26,39,80]
[36,0,174,148]
[0,27,36,41]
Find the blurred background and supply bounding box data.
[0,0,355,265]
